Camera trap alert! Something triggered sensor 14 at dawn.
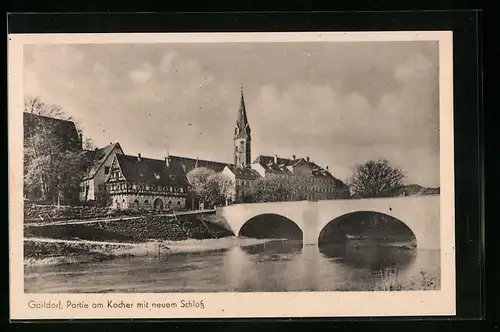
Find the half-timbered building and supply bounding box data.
[105,153,189,211]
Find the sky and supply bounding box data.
[23,40,440,187]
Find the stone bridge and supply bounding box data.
[217,196,440,250]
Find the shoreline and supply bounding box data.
[23,236,283,267]
[24,236,425,268]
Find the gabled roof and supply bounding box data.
[225,165,262,180]
[113,154,189,187]
[252,155,297,175]
[168,155,232,173]
[82,142,122,180]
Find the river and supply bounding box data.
[24,240,440,293]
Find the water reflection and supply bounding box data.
[319,243,417,272]
[24,239,439,293]
[241,240,303,257]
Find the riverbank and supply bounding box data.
[24,212,233,243]
[24,236,278,267]
[334,267,440,291]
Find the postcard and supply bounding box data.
[8,31,455,320]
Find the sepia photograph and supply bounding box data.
[9,31,455,319]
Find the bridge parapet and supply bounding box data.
[218,196,441,250]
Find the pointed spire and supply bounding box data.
[235,84,250,139]
[237,84,248,126]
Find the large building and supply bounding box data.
[105,153,189,211]
[250,155,351,200]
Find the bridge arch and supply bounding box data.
[238,213,303,241]
[218,196,440,250]
[318,211,417,247]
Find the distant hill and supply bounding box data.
[398,184,440,196]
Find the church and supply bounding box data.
[221,87,351,203]
[81,86,349,211]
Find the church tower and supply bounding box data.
[234,85,251,168]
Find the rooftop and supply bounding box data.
[253,154,348,187]
[114,154,189,187]
[82,142,122,180]
[225,165,262,179]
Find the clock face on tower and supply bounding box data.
[240,140,245,146]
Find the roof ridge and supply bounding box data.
[169,155,231,165]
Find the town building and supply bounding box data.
[105,153,189,211]
[79,142,124,203]
[222,87,350,202]
[251,155,351,200]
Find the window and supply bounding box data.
[104,166,110,175]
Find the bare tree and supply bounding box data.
[83,137,96,150]
[23,96,92,203]
[348,159,405,198]
[24,96,68,120]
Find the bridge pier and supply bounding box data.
[302,202,319,245]
[302,231,319,245]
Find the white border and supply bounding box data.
[8,31,455,320]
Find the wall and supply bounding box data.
[24,212,233,243]
[292,161,312,176]
[222,167,237,202]
[79,179,95,202]
[24,204,115,222]
[111,193,186,211]
[250,163,266,177]
[92,145,124,200]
